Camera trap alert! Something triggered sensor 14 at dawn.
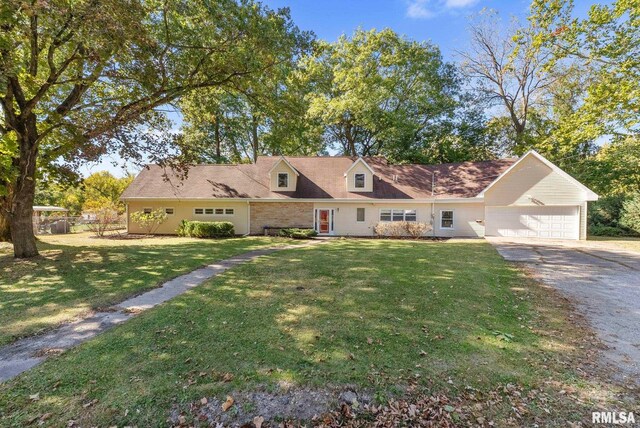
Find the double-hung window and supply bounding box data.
[356,207,365,222]
[440,210,454,229]
[379,209,417,222]
[354,173,365,189]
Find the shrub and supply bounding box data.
[278,228,317,239]
[588,195,626,228]
[374,221,432,238]
[620,194,640,234]
[404,222,433,238]
[588,225,630,237]
[130,209,168,235]
[86,203,123,237]
[178,221,235,238]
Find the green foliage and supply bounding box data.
[530,0,640,140]
[588,225,635,237]
[297,28,489,163]
[0,0,309,255]
[178,221,235,238]
[588,195,627,228]
[278,228,317,239]
[620,194,640,234]
[82,172,134,214]
[130,210,168,235]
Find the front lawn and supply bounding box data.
[0,233,292,347]
[0,239,630,426]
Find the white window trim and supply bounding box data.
[356,207,365,222]
[164,207,175,216]
[440,210,455,229]
[378,208,417,222]
[277,172,289,188]
[354,173,366,189]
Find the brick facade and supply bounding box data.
[250,202,314,234]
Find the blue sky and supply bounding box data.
[80,0,595,177]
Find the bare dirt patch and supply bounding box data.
[169,387,372,427]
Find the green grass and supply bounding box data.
[589,236,640,252]
[0,232,292,347]
[0,239,626,426]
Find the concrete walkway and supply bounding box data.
[487,237,640,386]
[0,240,321,382]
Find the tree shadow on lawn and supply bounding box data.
[0,240,631,427]
[0,237,284,347]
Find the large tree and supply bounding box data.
[0,0,307,257]
[529,0,640,141]
[299,28,471,161]
[458,10,559,149]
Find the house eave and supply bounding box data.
[121,196,486,204]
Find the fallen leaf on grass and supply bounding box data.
[29,393,40,402]
[253,415,264,428]
[200,397,208,405]
[221,395,234,411]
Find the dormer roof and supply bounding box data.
[268,156,299,176]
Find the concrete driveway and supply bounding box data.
[487,237,640,385]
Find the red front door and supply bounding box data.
[318,209,330,234]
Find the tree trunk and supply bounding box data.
[251,115,259,163]
[214,117,221,160]
[9,116,40,258]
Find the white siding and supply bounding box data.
[484,155,588,207]
[313,202,484,237]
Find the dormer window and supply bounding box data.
[278,172,289,188]
[354,173,365,189]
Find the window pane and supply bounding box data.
[165,208,174,215]
[205,208,214,215]
[143,208,152,214]
[356,207,365,222]
[405,210,416,222]
[392,209,404,221]
[215,208,224,215]
[354,173,365,188]
[225,208,234,215]
[195,208,203,215]
[278,173,288,188]
[380,209,391,221]
[441,211,454,228]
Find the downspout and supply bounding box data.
[431,172,436,238]
[125,202,129,234]
[244,200,251,236]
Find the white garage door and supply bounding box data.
[486,206,580,240]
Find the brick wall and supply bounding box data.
[250,202,314,234]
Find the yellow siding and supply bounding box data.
[269,161,297,191]
[345,162,374,192]
[127,200,249,235]
[484,155,587,207]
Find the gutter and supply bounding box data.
[121,197,486,204]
